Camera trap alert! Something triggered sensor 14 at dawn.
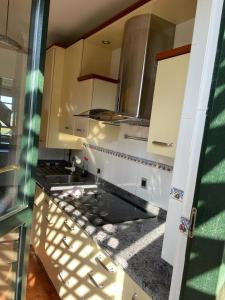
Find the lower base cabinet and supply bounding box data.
[31,185,152,300]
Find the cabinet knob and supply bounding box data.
[76,128,82,132]
[65,126,72,130]
[132,293,138,300]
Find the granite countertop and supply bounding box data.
[35,165,172,300]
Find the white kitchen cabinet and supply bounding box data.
[31,187,152,300]
[60,40,84,136]
[61,39,117,139]
[74,78,118,138]
[39,46,83,150]
[147,53,190,158]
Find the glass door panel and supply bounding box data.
[0,0,32,217]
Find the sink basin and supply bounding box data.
[45,174,83,185]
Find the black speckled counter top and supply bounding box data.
[35,164,172,300]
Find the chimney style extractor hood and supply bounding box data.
[75,14,175,126]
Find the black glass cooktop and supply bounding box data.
[58,188,155,226]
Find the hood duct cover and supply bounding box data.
[75,14,175,126]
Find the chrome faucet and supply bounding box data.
[65,156,81,173]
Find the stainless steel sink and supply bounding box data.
[45,174,83,185]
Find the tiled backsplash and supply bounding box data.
[79,123,174,210]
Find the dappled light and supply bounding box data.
[0,229,19,299]
[31,187,170,299]
[181,9,225,299]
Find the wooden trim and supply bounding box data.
[156,44,192,61]
[47,43,67,50]
[77,74,119,84]
[81,0,152,39]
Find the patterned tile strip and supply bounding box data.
[84,143,173,172]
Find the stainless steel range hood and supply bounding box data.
[75,14,175,126]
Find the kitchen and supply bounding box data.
[0,0,224,300]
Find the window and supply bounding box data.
[0,78,14,147]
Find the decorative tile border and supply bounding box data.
[170,187,184,201]
[84,143,173,172]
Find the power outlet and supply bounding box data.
[141,177,147,189]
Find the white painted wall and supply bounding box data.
[174,18,195,48]
[83,122,173,210]
[109,16,195,81]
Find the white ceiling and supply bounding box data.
[47,0,139,46]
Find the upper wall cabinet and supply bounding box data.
[60,40,84,136]
[147,51,190,158]
[80,40,113,78]
[39,46,83,150]
[61,40,118,138]
[73,78,117,138]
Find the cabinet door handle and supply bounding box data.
[95,256,115,273]
[62,237,73,249]
[152,141,173,147]
[45,216,53,225]
[64,220,74,232]
[64,126,72,130]
[59,272,69,286]
[0,165,19,174]
[76,128,82,132]
[87,271,104,289]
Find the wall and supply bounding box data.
[82,122,173,210]
[173,18,195,48]
[78,17,195,210]
[109,18,195,80]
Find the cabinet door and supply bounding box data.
[30,185,48,256]
[61,40,86,135]
[92,79,117,111]
[39,47,55,147]
[121,273,153,300]
[73,79,93,138]
[147,54,190,158]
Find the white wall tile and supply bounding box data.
[136,165,172,210]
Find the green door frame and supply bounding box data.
[0,0,50,299]
[180,1,225,299]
